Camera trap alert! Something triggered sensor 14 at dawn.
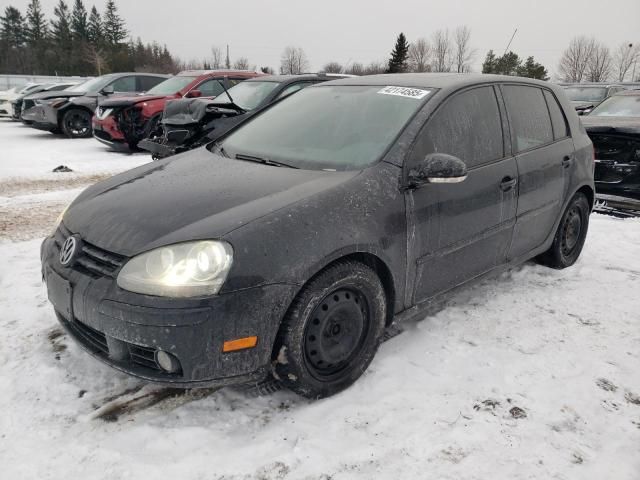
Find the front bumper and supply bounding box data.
[0,100,11,116]
[41,227,298,387]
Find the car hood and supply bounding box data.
[64,148,358,256]
[99,94,173,108]
[25,90,88,101]
[582,116,640,135]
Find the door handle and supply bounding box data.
[500,176,517,192]
[562,155,573,168]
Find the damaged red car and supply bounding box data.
[92,70,263,151]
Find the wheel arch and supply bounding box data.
[575,184,595,211]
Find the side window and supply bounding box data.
[275,82,313,100]
[109,76,137,92]
[410,86,504,169]
[543,90,569,140]
[502,85,553,152]
[138,76,164,91]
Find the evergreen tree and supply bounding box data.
[25,0,47,44]
[1,7,26,49]
[387,33,410,73]
[87,6,102,44]
[51,0,72,74]
[103,0,127,46]
[516,56,549,80]
[482,50,497,73]
[71,0,88,40]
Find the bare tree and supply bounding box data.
[453,25,476,73]
[280,46,310,74]
[586,42,612,82]
[432,29,453,72]
[211,46,223,69]
[408,38,431,72]
[344,62,364,75]
[83,43,107,75]
[558,36,596,82]
[612,42,640,81]
[322,61,343,73]
[233,57,250,70]
[364,60,387,75]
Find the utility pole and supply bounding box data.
[225,45,230,69]
[503,29,518,56]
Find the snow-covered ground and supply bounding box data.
[0,120,639,479]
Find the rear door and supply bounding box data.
[502,84,573,259]
[406,85,518,304]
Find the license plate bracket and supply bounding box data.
[46,268,73,320]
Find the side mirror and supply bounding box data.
[407,153,468,188]
[101,85,114,95]
[185,89,202,98]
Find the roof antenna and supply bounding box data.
[503,28,518,56]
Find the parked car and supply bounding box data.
[25,73,169,138]
[581,90,640,216]
[139,74,342,159]
[0,83,43,117]
[563,83,627,115]
[11,82,79,122]
[92,70,263,151]
[42,74,594,398]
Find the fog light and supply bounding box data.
[155,350,181,373]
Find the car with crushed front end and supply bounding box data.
[581,89,640,216]
[139,74,344,159]
[11,82,79,123]
[25,73,169,138]
[42,73,594,399]
[92,70,263,151]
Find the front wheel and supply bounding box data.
[537,192,590,269]
[273,261,387,399]
[61,108,92,138]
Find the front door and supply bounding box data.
[405,85,518,305]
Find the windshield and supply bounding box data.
[590,95,640,117]
[72,75,118,93]
[219,85,430,171]
[215,81,279,110]
[564,86,607,103]
[64,80,88,91]
[19,84,41,94]
[147,76,196,95]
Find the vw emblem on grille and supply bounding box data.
[59,236,78,266]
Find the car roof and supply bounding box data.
[321,73,553,91]
[245,74,340,83]
[177,69,260,77]
[563,83,625,88]
[103,72,169,78]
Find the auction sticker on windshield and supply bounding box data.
[377,86,430,99]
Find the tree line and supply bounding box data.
[558,36,639,83]
[0,0,181,76]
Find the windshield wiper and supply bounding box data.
[235,153,298,169]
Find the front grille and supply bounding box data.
[67,317,108,354]
[54,225,126,278]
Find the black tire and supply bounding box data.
[61,108,92,138]
[537,192,590,269]
[273,261,387,399]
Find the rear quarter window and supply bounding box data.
[543,90,569,140]
[502,85,553,152]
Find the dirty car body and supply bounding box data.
[41,74,594,397]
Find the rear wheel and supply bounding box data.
[273,261,386,399]
[61,108,92,138]
[537,192,590,269]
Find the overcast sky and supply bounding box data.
[4,0,640,77]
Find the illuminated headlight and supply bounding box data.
[117,241,233,297]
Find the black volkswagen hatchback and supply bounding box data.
[42,74,594,398]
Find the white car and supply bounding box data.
[0,84,43,117]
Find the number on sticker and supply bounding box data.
[378,86,430,99]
